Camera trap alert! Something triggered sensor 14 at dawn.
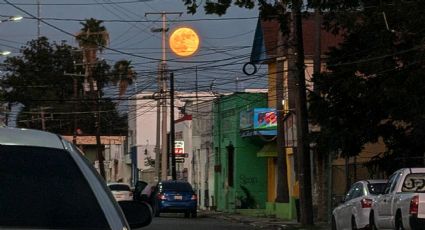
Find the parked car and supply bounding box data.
[108,182,134,201]
[134,181,156,208]
[0,127,152,229]
[152,180,197,218]
[370,168,425,230]
[332,179,387,230]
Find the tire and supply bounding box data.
[191,210,197,218]
[184,211,190,218]
[154,203,160,217]
[154,209,160,217]
[332,216,337,230]
[352,216,358,230]
[395,212,404,230]
[369,212,377,230]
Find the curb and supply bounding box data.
[199,210,330,230]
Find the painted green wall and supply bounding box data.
[213,92,268,212]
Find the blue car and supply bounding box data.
[153,180,197,218]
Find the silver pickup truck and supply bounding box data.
[370,168,425,230]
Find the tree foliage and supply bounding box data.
[1,36,128,135]
[181,0,425,174]
[309,0,425,174]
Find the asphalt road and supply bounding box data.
[143,213,256,230]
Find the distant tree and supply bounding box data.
[309,0,425,175]
[1,36,128,135]
[111,60,136,97]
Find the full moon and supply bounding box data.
[169,27,200,57]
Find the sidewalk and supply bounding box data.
[198,210,331,230]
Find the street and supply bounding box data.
[143,213,256,230]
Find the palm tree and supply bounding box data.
[75,18,109,179]
[76,18,109,79]
[111,60,137,97]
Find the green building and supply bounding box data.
[213,92,269,213]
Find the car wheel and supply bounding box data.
[351,216,358,230]
[332,216,337,230]
[154,203,160,217]
[369,212,377,230]
[154,209,160,217]
[395,212,404,230]
[191,210,197,218]
[184,211,190,218]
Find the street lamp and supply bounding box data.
[0,51,11,56]
[0,15,23,23]
[0,15,22,57]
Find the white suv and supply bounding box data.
[0,127,152,229]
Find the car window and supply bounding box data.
[344,184,357,201]
[389,172,401,193]
[0,145,110,229]
[109,184,131,191]
[402,173,425,193]
[384,173,398,194]
[368,183,387,195]
[352,183,364,199]
[161,182,193,192]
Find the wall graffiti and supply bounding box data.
[239,175,258,185]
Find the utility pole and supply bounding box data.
[82,45,105,179]
[275,24,289,203]
[169,72,176,180]
[293,0,314,225]
[146,11,182,180]
[40,107,46,130]
[37,0,41,38]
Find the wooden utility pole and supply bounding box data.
[146,11,182,180]
[83,46,105,179]
[293,0,314,225]
[275,26,289,203]
[169,72,176,180]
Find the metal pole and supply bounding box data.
[170,72,176,180]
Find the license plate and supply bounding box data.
[174,195,182,200]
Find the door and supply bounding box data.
[337,183,361,230]
[377,172,400,229]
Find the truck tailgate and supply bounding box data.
[419,193,425,218]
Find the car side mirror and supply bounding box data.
[119,200,152,228]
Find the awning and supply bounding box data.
[257,142,277,157]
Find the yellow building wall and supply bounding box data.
[332,138,387,197]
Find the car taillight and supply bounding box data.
[361,198,373,208]
[157,194,166,200]
[191,194,197,200]
[129,192,133,197]
[410,195,419,214]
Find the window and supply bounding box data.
[109,184,131,191]
[384,172,398,194]
[0,145,109,229]
[402,173,425,193]
[227,144,234,187]
[161,182,193,192]
[345,185,357,201]
[345,183,362,201]
[368,183,387,195]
